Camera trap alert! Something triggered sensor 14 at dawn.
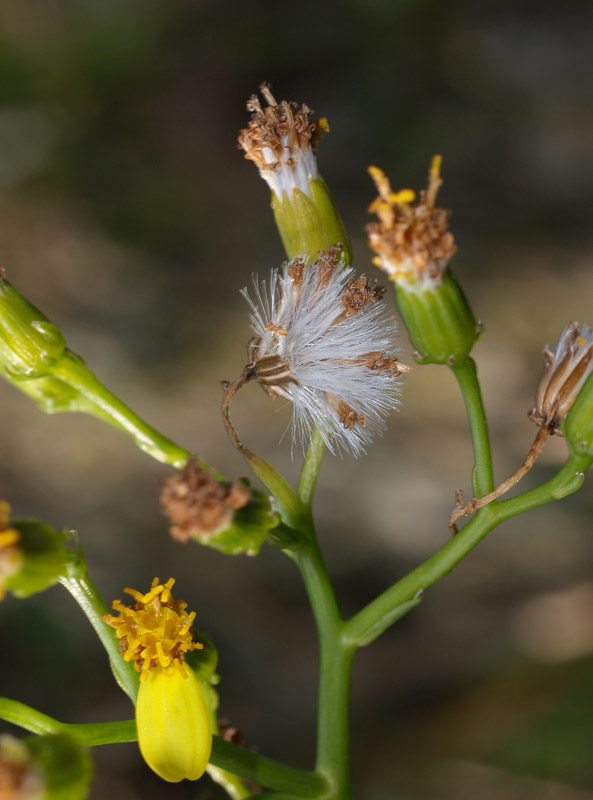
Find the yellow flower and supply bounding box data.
[103,578,212,782]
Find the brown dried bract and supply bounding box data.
[160,460,251,542]
[238,83,327,171]
[366,159,457,281]
[529,321,593,432]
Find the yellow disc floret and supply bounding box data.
[0,502,23,601]
[103,577,203,681]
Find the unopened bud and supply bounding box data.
[160,459,279,555]
[0,503,68,600]
[0,276,66,380]
[366,158,480,363]
[238,84,352,263]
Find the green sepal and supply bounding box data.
[0,279,66,379]
[4,519,69,598]
[193,485,280,556]
[271,176,352,264]
[563,371,593,456]
[185,631,218,684]
[25,733,93,800]
[395,268,481,364]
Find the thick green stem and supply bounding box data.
[54,355,196,470]
[450,357,495,497]
[293,535,353,799]
[345,452,592,647]
[58,573,139,702]
[298,428,326,508]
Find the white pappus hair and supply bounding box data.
[240,250,409,456]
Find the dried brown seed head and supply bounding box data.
[160,460,251,542]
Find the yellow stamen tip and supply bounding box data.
[388,189,416,205]
[430,154,442,179]
[317,117,330,133]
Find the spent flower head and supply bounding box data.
[366,156,457,290]
[530,321,593,432]
[238,85,351,262]
[224,247,409,457]
[238,83,327,200]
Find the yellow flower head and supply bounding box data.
[103,577,203,681]
[0,502,23,601]
[104,578,212,782]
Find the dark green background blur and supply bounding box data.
[1,1,593,798]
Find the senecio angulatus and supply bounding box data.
[222,246,410,458]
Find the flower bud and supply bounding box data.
[0,502,68,600]
[160,459,279,555]
[0,732,92,800]
[103,578,212,782]
[366,158,480,364]
[238,84,352,264]
[0,276,66,381]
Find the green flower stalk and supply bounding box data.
[0,732,92,800]
[160,459,280,555]
[0,502,68,600]
[366,157,480,364]
[103,578,212,783]
[451,321,593,529]
[0,273,193,469]
[238,84,352,264]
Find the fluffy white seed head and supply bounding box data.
[241,249,409,456]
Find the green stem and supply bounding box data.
[345,452,592,647]
[450,357,495,497]
[292,535,353,799]
[0,698,325,796]
[58,572,139,702]
[54,354,196,470]
[298,428,326,508]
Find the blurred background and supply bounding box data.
[1,0,593,797]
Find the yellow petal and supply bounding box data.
[136,667,212,782]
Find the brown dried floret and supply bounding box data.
[160,460,251,543]
[238,83,328,171]
[366,157,457,283]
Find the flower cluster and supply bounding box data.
[238,247,409,455]
[103,577,202,681]
[366,156,457,289]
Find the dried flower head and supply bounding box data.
[529,321,593,432]
[103,577,202,681]
[366,156,457,289]
[160,460,251,543]
[224,247,409,456]
[0,736,44,800]
[0,502,23,601]
[238,83,328,199]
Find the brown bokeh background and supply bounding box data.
[1,1,593,798]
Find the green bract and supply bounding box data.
[395,269,481,364]
[26,733,93,800]
[4,518,68,599]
